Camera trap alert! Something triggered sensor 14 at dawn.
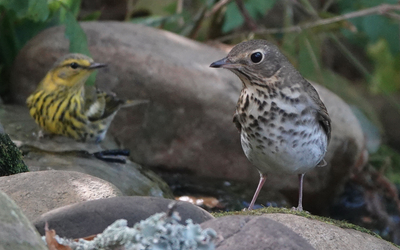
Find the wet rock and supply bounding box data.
[0,190,47,250]
[0,105,173,198]
[10,22,365,212]
[34,196,214,239]
[201,215,315,250]
[0,170,122,221]
[263,213,398,250]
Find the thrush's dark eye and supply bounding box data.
[250,52,263,63]
[70,62,79,69]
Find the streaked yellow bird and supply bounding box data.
[27,53,142,142]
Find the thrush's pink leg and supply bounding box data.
[248,173,267,210]
[297,173,305,211]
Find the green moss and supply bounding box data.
[0,133,28,176]
[212,206,381,237]
[213,207,400,247]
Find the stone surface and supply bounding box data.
[34,196,214,239]
[0,190,47,250]
[10,22,365,212]
[201,215,316,250]
[263,213,398,250]
[0,170,122,221]
[0,105,174,198]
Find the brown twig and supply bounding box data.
[205,0,233,18]
[384,11,400,21]
[235,0,258,31]
[217,3,400,41]
[322,0,336,12]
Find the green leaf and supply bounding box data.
[64,9,96,86]
[362,15,399,54]
[338,0,400,54]
[245,0,277,19]
[298,33,322,82]
[81,10,102,21]
[222,1,243,33]
[64,10,90,55]
[0,0,49,21]
[367,39,400,94]
[222,0,277,33]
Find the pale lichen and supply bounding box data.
[49,206,217,250]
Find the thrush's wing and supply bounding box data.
[304,81,331,144]
[233,113,242,132]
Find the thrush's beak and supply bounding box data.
[88,62,107,69]
[210,58,239,69]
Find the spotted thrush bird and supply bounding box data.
[210,40,331,211]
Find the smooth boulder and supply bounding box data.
[0,170,122,221]
[0,190,47,250]
[34,196,214,238]
[10,22,365,212]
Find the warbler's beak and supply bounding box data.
[210,57,239,69]
[88,63,107,69]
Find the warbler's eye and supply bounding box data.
[250,52,263,63]
[70,62,79,69]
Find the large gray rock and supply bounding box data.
[263,213,398,250]
[10,22,365,212]
[0,190,47,250]
[0,170,122,221]
[0,105,173,198]
[34,196,214,239]
[201,215,316,250]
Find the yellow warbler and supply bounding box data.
[27,53,141,142]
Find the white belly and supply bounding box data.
[241,123,327,174]
[238,89,328,175]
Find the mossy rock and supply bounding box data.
[0,124,28,176]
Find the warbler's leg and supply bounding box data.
[93,149,130,163]
[94,149,130,156]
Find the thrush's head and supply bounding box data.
[41,53,107,90]
[210,40,290,86]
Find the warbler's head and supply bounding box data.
[42,53,106,90]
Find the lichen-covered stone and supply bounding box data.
[53,208,217,250]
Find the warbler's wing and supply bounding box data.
[100,97,149,119]
[84,86,106,120]
[99,94,126,120]
[84,86,149,122]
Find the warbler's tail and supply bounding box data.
[121,99,150,108]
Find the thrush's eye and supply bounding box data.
[70,62,79,69]
[250,52,263,63]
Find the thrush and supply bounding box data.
[210,40,331,211]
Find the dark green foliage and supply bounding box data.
[370,145,400,184]
[0,0,94,98]
[0,132,28,176]
[222,0,278,33]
